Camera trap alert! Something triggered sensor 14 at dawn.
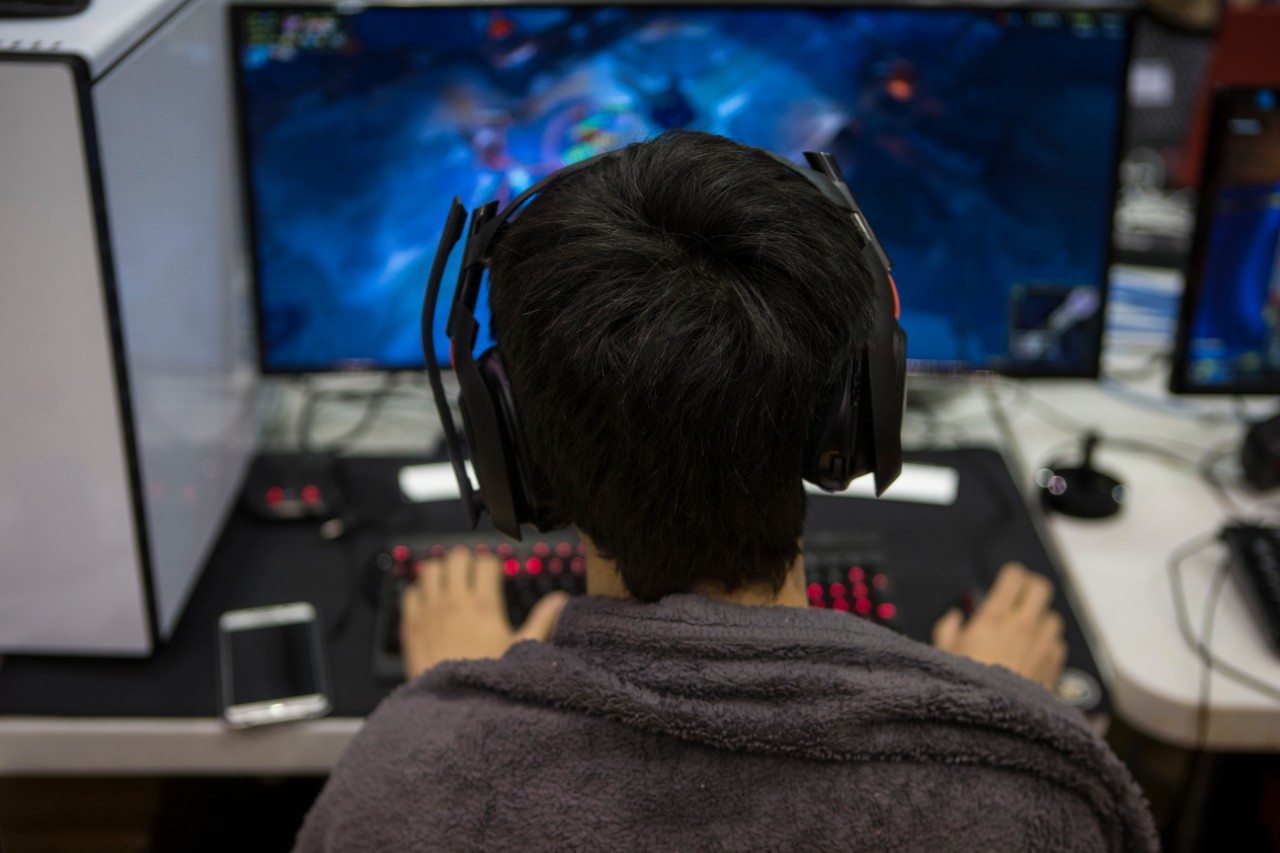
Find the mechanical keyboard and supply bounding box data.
[1222,524,1280,655]
[372,529,899,681]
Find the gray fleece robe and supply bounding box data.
[295,594,1158,852]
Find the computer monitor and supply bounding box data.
[231,5,1131,375]
[1171,87,1280,395]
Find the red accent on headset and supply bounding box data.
[888,273,901,320]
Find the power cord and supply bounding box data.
[983,378,1260,519]
[296,375,401,455]
[1167,531,1280,710]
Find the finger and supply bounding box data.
[441,546,470,597]
[978,562,1026,618]
[419,558,444,599]
[1041,639,1068,691]
[515,592,571,642]
[473,553,503,610]
[931,608,964,650]
[1012,573,1054,626]
[400,577,424,619]
[1036,610,1065,646]
[1027,612,1064,681]
[399,580,423,657]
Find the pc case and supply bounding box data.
[0,0,258,654]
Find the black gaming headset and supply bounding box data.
[422,145,907,540]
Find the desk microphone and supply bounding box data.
[1037,432,1126,520]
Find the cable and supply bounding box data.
[1099,376,1254,425]
[1162,533,1231,852]
[1096,435,1250,519]
[985,381,1031,485]
[991,378,1092,436]
[296,375,401,455]
[1195,565,1230,747]
[1167,531,1280,706]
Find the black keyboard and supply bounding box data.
[1222,524,1280,655]
[372,529,899,681]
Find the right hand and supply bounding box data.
[931,562,1068,691]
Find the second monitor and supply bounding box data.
[232,5,1130,376]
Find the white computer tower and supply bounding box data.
[0,0,259,654]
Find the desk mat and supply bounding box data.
[0,447,1109,718]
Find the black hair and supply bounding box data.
[488,130,876,602]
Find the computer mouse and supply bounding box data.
[1037,433,1125,520]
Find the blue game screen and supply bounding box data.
[233,6,1129,373]
[1179,89,1280,393]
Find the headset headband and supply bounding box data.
[422,144,905,537]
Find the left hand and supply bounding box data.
[400,546,570,681]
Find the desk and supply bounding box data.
[1,377,1276,773]
[950,378,1280,751]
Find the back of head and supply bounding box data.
[489,131,876,601]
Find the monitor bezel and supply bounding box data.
[1170,85,1280,396]
[229,1,1136,377]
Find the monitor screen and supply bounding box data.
[232,5,1130,374]
[1172,87,1280,395]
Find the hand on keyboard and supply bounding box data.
[930,562,1068,691]
[400,546,571,681]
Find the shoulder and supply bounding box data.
[294,670,547,852]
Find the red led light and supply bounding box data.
[503,559,519,576]
[877,603,897,620]
[886,77,914,102]
[570,557,586,574]
[533,542,551,558]
[872,574,888,590]
[829,582,846,599]
[497,543,514,558]
[577,543,587,556]
[265,487,284,506]
[807,582,823,599]
[391,545,410,563]
[848,566,865,583]
[526,557,543,575]
[301,484,321,505]
[854,597,872,615]
[810,598,826,609]
[851,582,869,599]
[430,544,446,558]
[549,557,565,574]
[833,598,850,612]
[487,11,515,39]
[555,541,573,558]
[475,544,491,556]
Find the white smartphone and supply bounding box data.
[217,601,332,729]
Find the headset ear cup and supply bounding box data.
[474,349,564,531]
[803,357,858,490]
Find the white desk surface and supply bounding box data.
[2,371,1278,773]
[949,376,1280,751]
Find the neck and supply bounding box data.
[582,533,809,608]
